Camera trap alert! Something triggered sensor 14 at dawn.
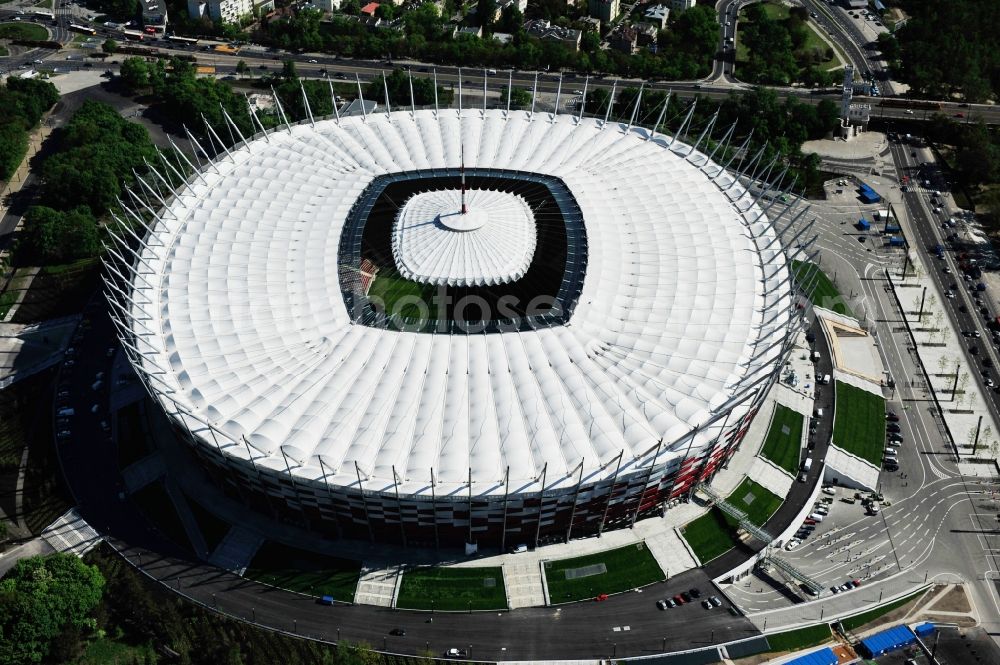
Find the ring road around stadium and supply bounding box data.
[108,107,797,550]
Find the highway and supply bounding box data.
[887,137,1000,433]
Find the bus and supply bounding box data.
[167,35,199,46]
[122,29,145,41]
[69,23,97,35]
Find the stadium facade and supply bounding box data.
[107,101,802,550]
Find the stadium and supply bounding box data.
[107,102,798,550]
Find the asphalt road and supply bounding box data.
[886,137,1000,437]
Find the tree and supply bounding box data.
[282,58,298,80]
[340,0,360,14]
[375,2,395,20]
[118,56,152,90]
[477,0,496,31]
[500,85,531,109]
[0,553,105,665]
[17,205,101,265]
[101,38,118,53]
[38,100,158,216]
[236,59,249,78]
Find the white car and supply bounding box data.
[785,540,801,551]
[904,109,914,115]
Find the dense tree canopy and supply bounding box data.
[0,78,58,180]
[0,553,105,665]
[17,206,101,265]
[738,3,837,87]
[890,0,1000,102]
[255,3,719,79]
[39,100,159,216]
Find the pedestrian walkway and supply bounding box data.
[355,565,400,607]
[164,479,211,559]
[121,451,165,492]
[501,559,546,609]
[747,456,794,497]
[41,507,102,557]
[208,525,261,574]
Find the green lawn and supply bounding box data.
[244,541,361,602]
[839,589,924,632]
[396,566,507,611]
[131,480,193,553]
[760,405,804,474]
[791,260,854,317]
[832,381,886,466]
[765,624,833,652]
[681,478,783,563]
[366,265,437,324]
[543,542,665,603]
[183,492,231,553]
[0,45,8,56]
[0,22,48,41]
[33,0,53,8]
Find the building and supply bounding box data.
[642,4,669,29]
[457,24,483,37]
[111,108,795,549]
[524,19,582,49]
[611,24,638,53]
[634,22,658,45]
[492,31,513,44]
[314,0,341,11]
[588,0,619,24]
[578,15,601,32]
[360,1,378,15]
[497,0,526,14]
[842,0,868,8]
[187,0,252,23]
[142,0,167,33]
[669,0,694,10]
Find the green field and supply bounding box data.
[244,541,361,602]
[682,478,783,563]
[396,566,507,611]
[791,260,854,317]
[366,265,436,323]
[765,624,833,652]
[839,589,924,631]
[131,481,192,553]
[543,542,665,604]
[832,381,886,466]
[0,22,48,41]
[760,405,804,474]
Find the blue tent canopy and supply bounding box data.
[781,647,837,665]
[859,625,917,657]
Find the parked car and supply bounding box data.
[709,596,722,607]
[701,599,713,609]
[656,599,669,610]
[673,594,686,605]
[689,588,702,598]
[680,591,693,603]
[886,423,901,433]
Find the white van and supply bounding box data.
[813,408,824,419]
[802,457,813,472]
[808,513,825,522]
[820,374,831,385]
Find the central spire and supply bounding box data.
[460,143,467,214]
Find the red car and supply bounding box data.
[594,593,609,602]
[852,579,862,586]
[673,594,686,605]
[804,518,817,525]
[954,112,965,118]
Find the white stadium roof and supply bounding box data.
[122,109,793,497]
[392,188,537,287]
